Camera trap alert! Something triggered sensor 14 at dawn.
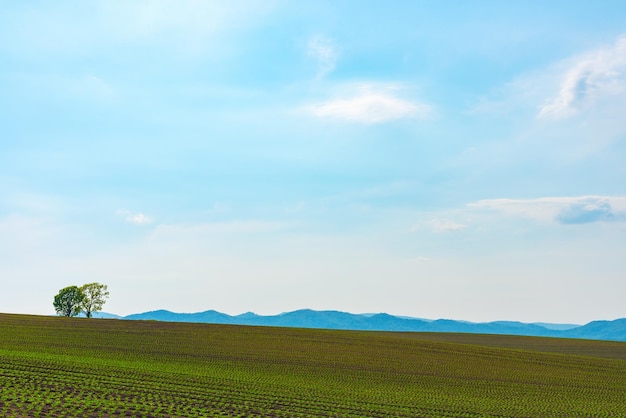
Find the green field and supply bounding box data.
[1,313,625,417]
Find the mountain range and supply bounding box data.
[94,309,626,342]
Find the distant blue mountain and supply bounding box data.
[560,318,626,341]
[102,309,626,342]
[124,309,232,323]
[531,322,580,331]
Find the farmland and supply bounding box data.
[1,313,625,417]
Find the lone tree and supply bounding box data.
[53,286,85,317]
[80,282,110,318]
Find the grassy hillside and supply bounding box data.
[1,313,625,417]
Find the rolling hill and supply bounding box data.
[2,313,626,417]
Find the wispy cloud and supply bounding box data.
[428,218,467,233]
[411,219,467,233]
[469,196,626,225]
[469,34,626,126]
[308,35,339,80]
[117,210,154,225]
[538,36,626,119]
[306,85,431,124]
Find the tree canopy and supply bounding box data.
[80,282,110,318]
[53,282,109,318]
[53,286,85,317]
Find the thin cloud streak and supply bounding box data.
[308,35,339,80]
[117,210,154,225]
[469,196,626,224]
[306,90,431,124]
[429,219,467,233]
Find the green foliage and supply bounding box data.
[79,282,109,318]
[52,282,109,318]
[1,313,625,417]
[52,286,85,317]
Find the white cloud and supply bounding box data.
[117,210,153,225]
[427,218,467,233]
[308,35,339,80]
[469,34,626,130]
[538,36,626,119]
[469,195,626,224]
[127,213,153,225]
[306,86,431,124]
[411,218,467,233]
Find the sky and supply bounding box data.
[2,1,626,324]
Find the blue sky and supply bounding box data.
[2,1,626,323]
